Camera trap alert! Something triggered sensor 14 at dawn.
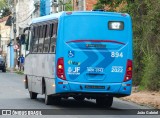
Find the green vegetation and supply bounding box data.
[64,0,73,11]
[0,0,11,18]
[95,0,160,91]
[94,0,124,11]
[15,71,24,75]
[0,0,7,8]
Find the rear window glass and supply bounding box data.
[63,16,127,42]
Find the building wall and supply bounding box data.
[73,0,84,11]
[85,0,97,10]
[0,16,11,57]
[16,0,36,57]
[16,0,35,35]
[73,0,97,11]
[32,1,40,19]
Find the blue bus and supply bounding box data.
[24,11,132,108]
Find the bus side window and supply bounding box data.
[38,25,44,53]
[43,24,50,53]
[29,26,34,53]
[50,22,57,53]
[26,29,30,51]
[32,26,39,53]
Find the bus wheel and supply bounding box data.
[52,97,61,105]
[45,90,52,105]
[96,96,113,108]
[29,91,37,99]
[74,96,85,102]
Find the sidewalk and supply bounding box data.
[7,68,17,73]
[122,87,160,109]
[7,68,24,74]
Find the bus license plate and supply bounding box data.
[85,85,105,89]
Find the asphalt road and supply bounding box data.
[0,71,159,118]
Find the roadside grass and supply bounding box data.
[6,68,24,75]
[15,71,24,75]
[139,85,145,91]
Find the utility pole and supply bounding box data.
[13,0,17,68]
[13,0,16,45]
[6,0,14,69]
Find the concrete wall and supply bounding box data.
[0,16,11,57]
[15,0,35,57]
[16,0,35,31]
[85,0,97,10]
[73,0,97,11]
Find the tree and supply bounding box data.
[94,0,123,11]
[0,0,11,18]
[94,0,160,91]
[0,0,7,9]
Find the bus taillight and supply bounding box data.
[66,12,72,15]
[124,60,132,82]
[57,58,66,80]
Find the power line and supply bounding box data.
[17,8,35,17]
[17,8,35,24]
[18,14,32,24]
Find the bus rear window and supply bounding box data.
[64,16,127,42]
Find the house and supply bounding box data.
[0,16,11,57]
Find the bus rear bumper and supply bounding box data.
[55,79,132,97]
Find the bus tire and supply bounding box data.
[29,91,37,99]
[45,89,52,105]
[52,97,61,105]
[73,96,85,102]
[24,76,28,89]
[96,96,113,108]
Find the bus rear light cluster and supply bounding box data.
[66,12,72,15]
[121,13,127,17]
[124,59,132,82]
[57,58,66,80]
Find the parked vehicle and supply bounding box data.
[0,57,6,72]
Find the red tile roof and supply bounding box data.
[0,16,10,23]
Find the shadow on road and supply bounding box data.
[25,98,127,115]
[35,97,120,110]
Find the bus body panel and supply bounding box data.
[55,12,132,96]
[24,54,56,78]
[55,79,132,96]
[24,54,56,95]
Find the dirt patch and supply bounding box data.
[122,89,160,109]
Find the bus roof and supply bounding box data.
[31,11,130,24]
[32,12,64,24]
